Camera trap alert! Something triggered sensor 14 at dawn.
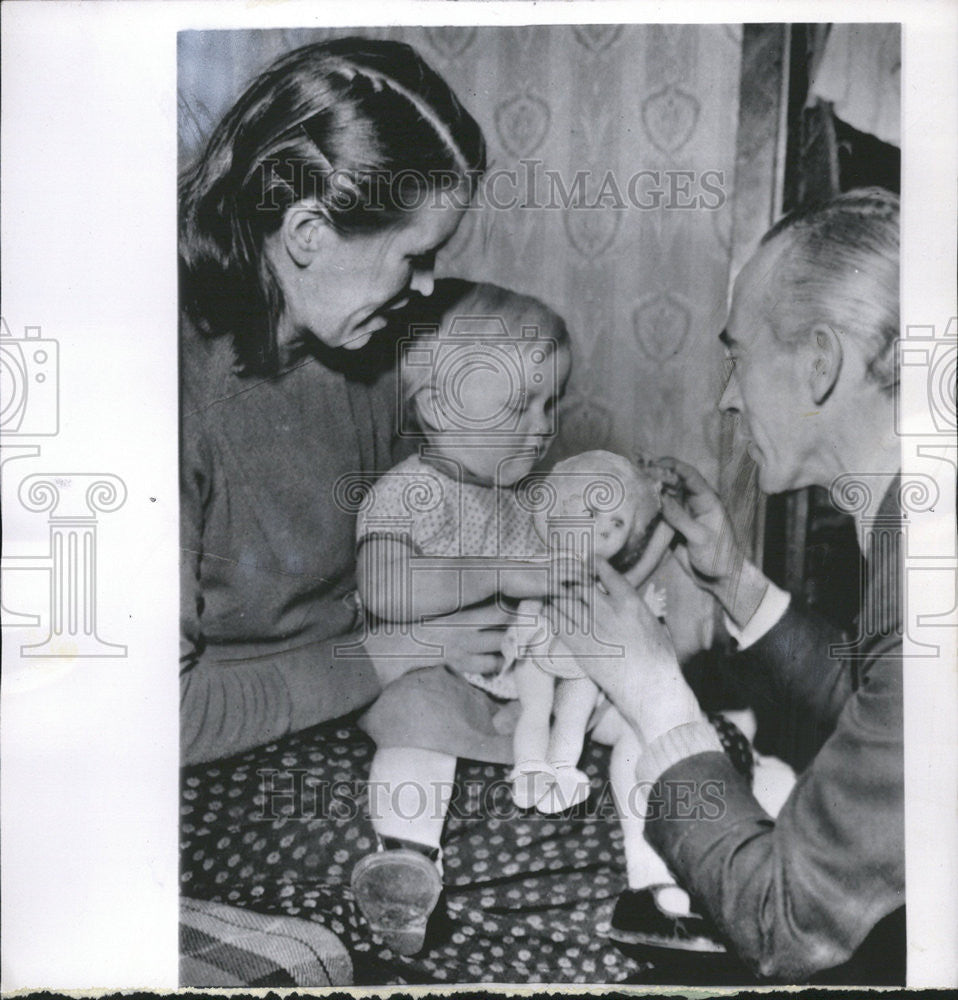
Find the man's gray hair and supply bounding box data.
[761,187,900,392]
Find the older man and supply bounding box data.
[559,188,904,983]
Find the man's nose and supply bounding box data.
[719,373,742,413]
[409,267,435,298]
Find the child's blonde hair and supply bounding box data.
[401,278,571,406]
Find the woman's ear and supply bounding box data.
[410,386,440,430]
[281,204,329,268]
[808,323,843,406]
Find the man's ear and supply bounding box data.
[808,323,843,405]
[280,204,329,268]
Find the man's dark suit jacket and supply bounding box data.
[646,481,905,983]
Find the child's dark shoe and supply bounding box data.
[350,846,442,956]
[608,884,727,953]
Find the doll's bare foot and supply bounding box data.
[536,763,591,813]
[510,760,557,809]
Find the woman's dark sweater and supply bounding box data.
[180,320,398,764]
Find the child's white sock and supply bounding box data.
[368,746,456,859]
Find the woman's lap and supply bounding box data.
[181,716,646,984]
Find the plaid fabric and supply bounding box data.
[180,896,352,986]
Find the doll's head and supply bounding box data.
[533,450,663,571]
[401,279,572,486]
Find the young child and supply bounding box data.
[350,280,572,953]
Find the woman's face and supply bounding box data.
[281,194,467,353]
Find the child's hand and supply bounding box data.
[499,561,553,599]
[500,554,589,600]
[643,582,667,619]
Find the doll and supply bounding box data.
[504,450,673,812]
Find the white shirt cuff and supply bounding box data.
[724,579,791,650]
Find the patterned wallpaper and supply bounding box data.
[178,24,745,660]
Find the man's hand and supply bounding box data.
[623,519,675,589]
[655,457,768,628]
[549,559,703,744]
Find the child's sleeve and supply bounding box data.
[355,463,448,554]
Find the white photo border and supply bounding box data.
[1,0,955,990]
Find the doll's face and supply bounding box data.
[534,457,663,562]
[552,488,638,558]
[536,482,654,559]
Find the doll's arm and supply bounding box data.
[502,597,553,668]
[623,520,675,589]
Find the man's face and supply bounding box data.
[720,241,818,494]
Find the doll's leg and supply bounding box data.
[536,675,596,813]
[511,657,557,809]
[596,709,740,951]
[352,746,454,955]
[548,675,597,767]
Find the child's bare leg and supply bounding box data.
[511,657,557,808]
[594,707,681,898]
[368,746,456,854]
